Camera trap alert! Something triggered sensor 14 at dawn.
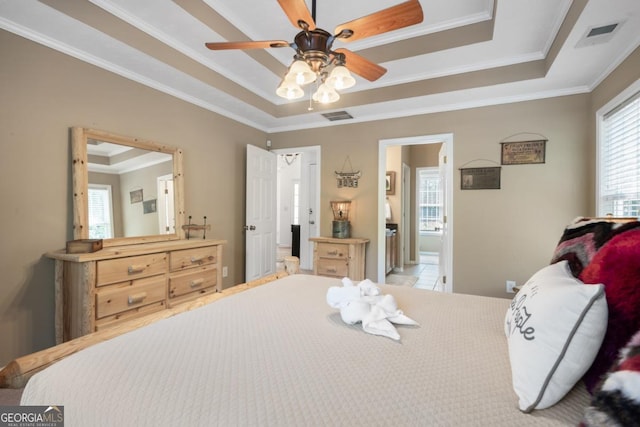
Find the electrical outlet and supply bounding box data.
[222,266,228,277]
[506,280,516,293]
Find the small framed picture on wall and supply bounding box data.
[129,188,143,204]
[386,171,396,195]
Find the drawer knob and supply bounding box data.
[190,278,205,288]
[127,264,146,274]
[127,292,147,305]
[327,250,338,255]
[327,267,337,273]
[190,256,205,263]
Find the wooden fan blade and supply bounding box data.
[277,0,316,30]
[205,40,290,50]
[334,48,387,82]
[334,0,423,42]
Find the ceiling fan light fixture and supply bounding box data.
[286,59,316,85]
[207,0,423,108]
[326,65,355,90]
[276,79,304,100]
[312,83,340,104]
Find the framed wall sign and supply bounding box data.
[335,171,361,188]
[460,167,501,190]
[501,140,546,165]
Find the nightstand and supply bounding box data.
[310,237,369,280]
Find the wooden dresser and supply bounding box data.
[46,239,225,343]
[310,237,369,281]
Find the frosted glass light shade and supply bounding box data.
[276,79,304,100]
[326,65,355,90]
[312,83,340,104]
[285,60,316,85]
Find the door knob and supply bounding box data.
[244,225,256,231]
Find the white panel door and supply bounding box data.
[245,144,277,281]
[157,174,174,234]
[303,161,318,270]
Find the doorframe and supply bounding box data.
[272,145,321,271]
[402,162,411,265]
[378,134,454,291]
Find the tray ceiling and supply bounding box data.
[2,0,640,132]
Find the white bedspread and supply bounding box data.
[22,275,589,426]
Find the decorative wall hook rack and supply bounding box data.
[335,156,361,188]
[182,215,210,239]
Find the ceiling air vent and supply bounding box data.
[322,111,353,121]
[576,22,622,48]
[587,23,618,38]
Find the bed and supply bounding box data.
[13,274,591,426]
[4,217,640,426]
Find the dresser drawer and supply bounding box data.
[316,258,349,277]
[170,246,218,272]
[97,253,167,287]
[95,301,166,331]
[316,243,348,259]
[95,274,167,319]
[169,264,217,299]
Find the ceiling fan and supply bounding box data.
[205,0,424,103]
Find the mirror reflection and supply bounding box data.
[86,140,175,239]
[72,127,184,246]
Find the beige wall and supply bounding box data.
[0,30,266,365]
[271,94,593,295]
[1,28,638,367]
[385,146,402,225]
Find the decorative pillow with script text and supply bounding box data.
[504,261,608,412]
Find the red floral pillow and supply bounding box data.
[579,229,640,392]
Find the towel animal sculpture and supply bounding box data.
[326,278,419,340]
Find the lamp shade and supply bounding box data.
[276,79,304,100]
[312,83,340,104]
[285,60,316,86]
[326,65,356,90]
[330,200,351,220]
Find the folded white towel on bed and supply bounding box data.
[327,278,418,340]
[326,278,381,309]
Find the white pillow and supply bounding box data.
[504,260,607,412]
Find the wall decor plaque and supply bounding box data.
[460,167,501,190]
[501,140,546,165]
[335,156,360,188]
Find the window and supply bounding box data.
[598,88,640,217]
[292,181,300,225]
[88,184,114,239]
[417,168,442,233]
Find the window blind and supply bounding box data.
[600,90,640,217]
[418,168,442,232]
[88,185,114,238]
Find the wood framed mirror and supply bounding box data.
[71,127,185,247]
